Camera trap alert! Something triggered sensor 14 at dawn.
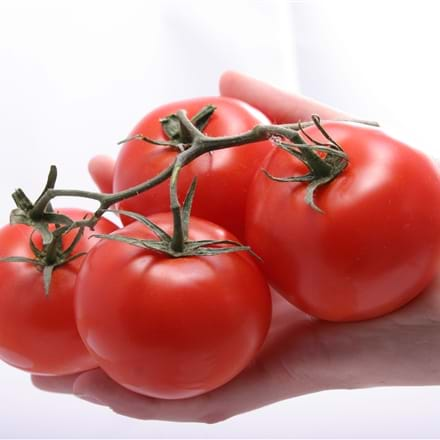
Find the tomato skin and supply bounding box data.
[245,122,440,321]
[0,209,117,375]
[75,213,271,399]
[113,97,273,241]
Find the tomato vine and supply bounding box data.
[2,106,378,291]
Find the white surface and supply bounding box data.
[1,1,440,438]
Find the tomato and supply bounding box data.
[245,121,440,321]
[75,213,271,399]
[0,208,117,375]
[113,97,273,241]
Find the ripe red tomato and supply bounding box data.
[113,97,273,241]
[0,208,116,375]
[246,122,440,321]
[75,213,271,399]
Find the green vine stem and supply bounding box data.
[169,163,186,253]
[27,114,377,230]
[2,109,379,293]
[2,110,379,257]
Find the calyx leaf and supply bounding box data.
[266,115,349,213]
[1,214,87,296]
[160,104,216,146]
[43,265,55,296]
[96,177,254,259]
[160,114,182,141]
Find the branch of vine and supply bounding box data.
[21,113,378,233]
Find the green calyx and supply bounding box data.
[160,104,216,145]
[264,115,349,213]
[93,209,251,258]
[11,165,73,244]
[1,165,86,295]
[0,224,87,296]
[117,104,216,152]
[95,175,252,259]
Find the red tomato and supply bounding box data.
[113,97,273,241]
[0,208,116,375]
[246,122,440,321]
[75,213,271,399]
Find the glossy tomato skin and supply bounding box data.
[0,209,117,375]
[75,213,272,399]
[113,97,273,241]
[246,122,440,321]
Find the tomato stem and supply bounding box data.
[11,112,378,248]
[170,163,185,253]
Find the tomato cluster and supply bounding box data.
[1,97,440,399]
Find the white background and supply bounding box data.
[1,0,440,438]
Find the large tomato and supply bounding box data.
[113,97,273,241]
[0,208,116,375]
[246,121,440,321]
[75,213,271,399]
